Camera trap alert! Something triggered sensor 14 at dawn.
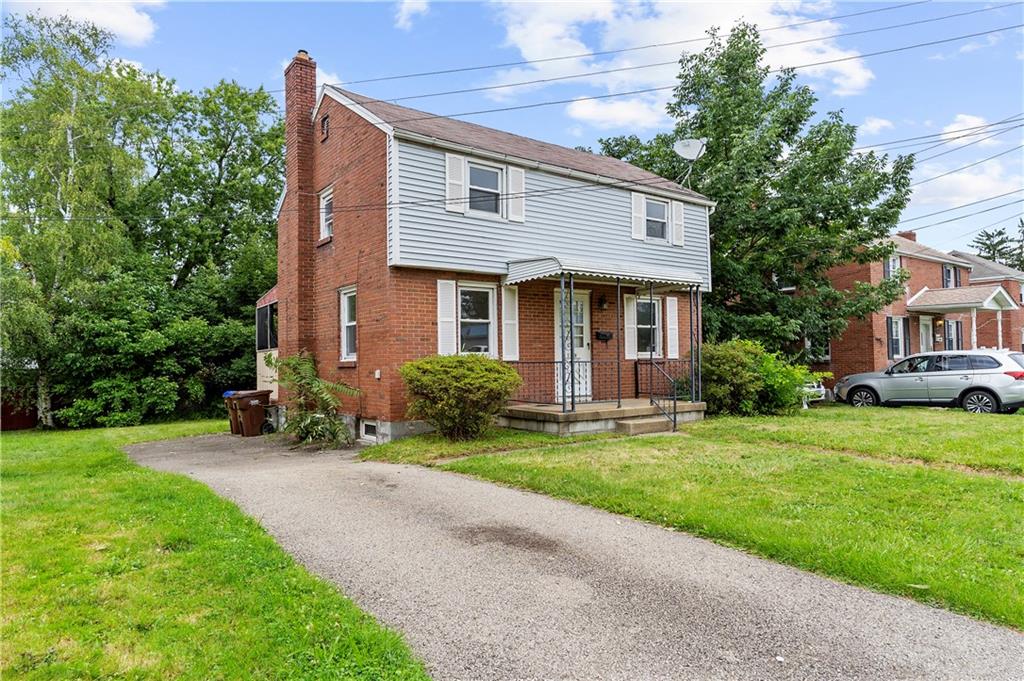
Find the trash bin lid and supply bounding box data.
[222,390,237,397]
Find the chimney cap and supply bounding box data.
[296,49,310,59]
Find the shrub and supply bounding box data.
[266,351,358,448]
[400,355,523,440]
[701,339,826,416]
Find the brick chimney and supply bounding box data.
[896,230,917,242]
[278,50,317,358]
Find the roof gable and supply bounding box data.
[949,250,1024,281]
[891,235,971,267]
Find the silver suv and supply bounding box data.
[834,350,1024,414]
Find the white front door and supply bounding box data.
[919,316,933,352]
[554,290,591,401]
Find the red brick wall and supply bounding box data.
[974,278,1023,351]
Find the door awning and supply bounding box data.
[506,256,704,287]
[906,285,1019,313]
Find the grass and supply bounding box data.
[432,406,1024,629]
[2,422,428,680]
[361,427,620,465]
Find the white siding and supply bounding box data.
[396,141,712,290]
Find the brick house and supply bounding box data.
[948,250,1024,352]
[815,230,1019,384]
[257,51,714,442]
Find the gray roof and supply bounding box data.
[329,86,709,203]
[949,250,1024,281]
[907,285,1018,311]
[891,235,972,267]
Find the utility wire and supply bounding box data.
[854,116,1024,150]
[336,1,933,86]
[898,189,1024,223]
[910,144,1024,186]
[909,199,1024,231]
[914,124,1023,162]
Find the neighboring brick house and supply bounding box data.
[948,250,1024,352]
[815,231,1019,384]
[257,51,714,441]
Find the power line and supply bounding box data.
[911,199,1024,231]
[382,3,1019,104]
[335,1,933,86]
[910,144,1024,186]
[855,116,1024,151]
[898,189,1024,223]
[915,124,1024,161]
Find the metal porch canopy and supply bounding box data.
[506,256,704,287]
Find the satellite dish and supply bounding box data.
[673,138,707,161]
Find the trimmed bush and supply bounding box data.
[702,339,826,416]
[400,355,523,440]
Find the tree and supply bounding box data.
[970,227,1015,264]
[599,25,913,355]
[1,13,283,427]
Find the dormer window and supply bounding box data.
[320,114,329,141]
[942,264,961,288]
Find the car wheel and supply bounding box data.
[849,387,877,407]
[962,390,997,414]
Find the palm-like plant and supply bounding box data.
[266,351,359,448]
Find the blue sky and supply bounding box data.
[7,1,1023,252]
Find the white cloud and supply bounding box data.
[860,117,893,136]
[942,114,1001,148]
[910,160,1022,207]
[485,1,875,131]
[566,97,669,130]
[929,33,1002,61]
[8,1,164,47]
[395,0,429,31]
[279,58,342,91]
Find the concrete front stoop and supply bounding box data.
[615,415,674,435]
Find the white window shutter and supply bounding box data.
[671,201,685,246]
[624,294,637,359]
[507,167,525,223]
[631,193,645,241]
[445,153,466,214]
[437,280,457,355]
[502,286,519,360]
[666,296,679,359]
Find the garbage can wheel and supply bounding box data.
[260,420,276,435]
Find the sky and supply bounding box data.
[5,0,1023,253]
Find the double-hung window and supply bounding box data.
[942,264,961,288]
[883,254,901,280]
[256,302,278,351]
[945,319,963,350]
[645,198,668,240]
[339,287,356,360]
[468,163,502,215]
[319,187,334,239]
[636,297,662,357]
[887,315,908,360]
[459,285,495,354]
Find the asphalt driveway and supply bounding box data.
[129,434,1024,680]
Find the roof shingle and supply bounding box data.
[949,250,1024,281]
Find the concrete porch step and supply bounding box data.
[615,415,674,435]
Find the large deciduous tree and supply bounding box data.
[600,25,913,355]
[1,13,282,427]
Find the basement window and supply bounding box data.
[360,420,378,442]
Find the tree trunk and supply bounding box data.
[36,369,54,428]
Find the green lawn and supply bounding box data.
[688,404,1024,475]
[2,422,427,680]
[362,427,620,465]
[435,406,1024,629]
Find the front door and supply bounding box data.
[554,290,591,401]
[919,316,933,352]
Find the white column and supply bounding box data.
[997,311,1004,350]
[971,308,978,349]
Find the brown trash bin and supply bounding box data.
[224,393,242,435]
[236,390,273,437]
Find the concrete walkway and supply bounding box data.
[129,435,1024,681]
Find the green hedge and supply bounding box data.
[702,339,826,416]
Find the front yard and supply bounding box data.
[2,423,427,679]
[365,405,1024,629]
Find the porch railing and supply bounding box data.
[649,362,678,429]
[507,358,696,407]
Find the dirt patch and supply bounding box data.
[453,523,565,555]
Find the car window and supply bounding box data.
[890,356,931,374]
[969,355,1001,370]
[932,355,971,372]
[1010,353,1024,369]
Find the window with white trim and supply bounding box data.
[467,163,502,215]
[887,315,907,359]
[459,285,495,354]
[636,297,662,357]
[645,198,668,240]
[359,420,377,442]
[339,287,356,360]
[883,254,901,280]
[319,187,334,239]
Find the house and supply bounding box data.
[816,230,1019,384]
[257,50,714,442]
[948,250,1024,352]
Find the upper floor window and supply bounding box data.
[468,164,502,215]
[883,254,901,280]
[320,114,329,141]
[645,198,668,240]
[804,334,831,362]
[319,187,334,239]
[942,264,961,288]
[339,287,356,360]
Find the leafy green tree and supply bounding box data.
[599,25,913,354]
[970,227,1016,265]
[1,13,282,426]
